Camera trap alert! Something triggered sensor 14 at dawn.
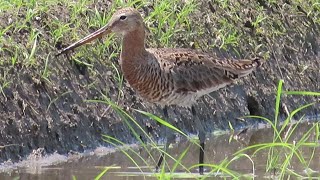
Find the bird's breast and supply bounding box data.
[121,60,175,104]
[120,53,203,107]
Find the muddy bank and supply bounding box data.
[0,1,319,163]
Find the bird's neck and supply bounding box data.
[120,27,148,87]
[121,27,146,64]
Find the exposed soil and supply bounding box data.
[0,1,319,163]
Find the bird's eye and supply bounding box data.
[119,15,127,20]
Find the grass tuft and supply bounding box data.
[90,80,320,179]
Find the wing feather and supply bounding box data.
[148,48,262,93]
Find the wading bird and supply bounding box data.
[57,7,263,174]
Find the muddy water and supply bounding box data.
[0,121,319,180]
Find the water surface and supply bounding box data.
[1,121,319,179]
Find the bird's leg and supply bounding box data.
[198,131,205,175]
[163,105,169,120]
[155,105,175,172]
[191,106,205,175]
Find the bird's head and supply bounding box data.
[107,7,144,35]
[57,7,144,55]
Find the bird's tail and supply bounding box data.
[223,57,265,79]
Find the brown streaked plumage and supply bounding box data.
[58,7,263,107]
[57,7,264,174]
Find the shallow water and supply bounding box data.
[0,121,320,179]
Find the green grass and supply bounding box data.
[90,80,320,179]
[1,0,319,86]
[0,0,319,179]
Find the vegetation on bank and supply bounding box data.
[0,0,319,179]
[1,0,319,84]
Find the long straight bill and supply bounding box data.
[57,24,111,56]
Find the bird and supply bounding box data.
[57,7,264,174]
